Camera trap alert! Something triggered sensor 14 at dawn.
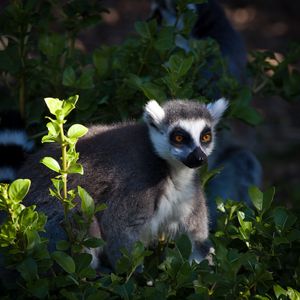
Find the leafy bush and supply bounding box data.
[0,96,299,299]
[0,0,265,129]
[0,0,300,298]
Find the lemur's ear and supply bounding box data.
[206,98,229,124]
[143,100,165,129]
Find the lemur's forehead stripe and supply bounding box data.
[162,100,212,124]
[171,119,209,146]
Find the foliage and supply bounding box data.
[40,95,106,254]
[0,95,299,299]
[0,179,47,259]
[0,0,300,298]
[249,45,300,101]
[0,0,271,130]
[0,95,106,298]
[1,0,298,132]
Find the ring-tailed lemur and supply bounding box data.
[16,98,228,269]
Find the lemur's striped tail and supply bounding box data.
[0,111,34,183]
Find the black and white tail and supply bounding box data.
[0,111,34,183]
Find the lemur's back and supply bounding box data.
[20,122,168,208]
[18,122,169,252]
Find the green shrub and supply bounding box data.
[0,0,265,128]
[0,0,300,298]
[0,96,299,299]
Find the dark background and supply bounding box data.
[1,0,298,206]
[78,0,300,207]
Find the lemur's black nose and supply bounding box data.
[184,147,207,168]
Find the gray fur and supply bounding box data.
[18,99,227,269]
[162,100,212,125]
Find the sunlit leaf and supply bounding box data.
[40,157,60,173]
[67,124,88,139]
[78,186,95,218]
[8,179,31,202]
[44,97,63,115]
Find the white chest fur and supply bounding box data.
[145,168,196,242]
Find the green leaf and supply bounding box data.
[135,21,150,39]
[216,197,225,213]
[274,284,288,299]
[77,68,95,89]
[237,211,253,241]
[67,124,88,139]
[78,186,95,218]
[56,240,70,251]
[231,87,263,125]
[168,54,194,77]
[253,296,270,300]
[63,66,76,87]
[28,279,49,299]
[74,253,92,272]
[200,164,222,189]
[51,178,63,192]
[262,186,275,213]
[44,97,63,115]
[46,121,59,137]
[114,281,135,300]
[95,203,107,213]
[68,163,84,175]
[52,251,76,274]
[249,186,263,212]
[8,179,31,202]
[40,157,60,173]
[287,287,300,300]
[154,26,174,52]
[78,266,96,279]
[39,34,65,59]
[41,134,57,143]
[127,73,143,89]
[26,230,43,251]
[17,257,38,282]
[140,82,166,101]
[93,48,110,77]
[176,261,194,288]
[273,207,297,232]
[62,95,79,117]
[176,234,192,260]
[82,237,105,248]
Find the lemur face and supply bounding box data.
[143,99,228,169]
[168,119,213,168]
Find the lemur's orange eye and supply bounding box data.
[201,133,211,143]
[174,135,184,143]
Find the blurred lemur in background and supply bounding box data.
[150,0,262,228]
[150,0,247,81]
